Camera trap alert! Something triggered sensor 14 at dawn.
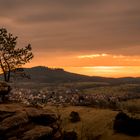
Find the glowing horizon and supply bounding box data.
[24,53,140,77]
[24,64,140,78]
[63,66,140,78]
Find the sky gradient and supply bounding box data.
[0,0,140,77]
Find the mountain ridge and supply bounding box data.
[24,66,140,84]
[0,66,140,84]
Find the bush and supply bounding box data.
[113,112,140,136]
[69,111,80,123]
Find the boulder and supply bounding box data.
[0,112,28,132]
[25,108,57,125]
[21,126,53,140]
[62,130,78,140]
[0,111,15,122]
[0,82,11,102]
[0,104,61,140]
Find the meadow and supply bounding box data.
[41,82,140,140]
[44,105,140,140]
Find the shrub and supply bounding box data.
[113,112,140,136]
[69,111,80,123]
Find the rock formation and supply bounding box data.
[0,104,61,140]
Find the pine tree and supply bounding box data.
[0,28,33,82]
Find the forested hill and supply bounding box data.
[0,66,140,84]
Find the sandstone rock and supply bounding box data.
[0,104,61,140]
[0,112,28,132]
[53,131,62,140]
[62,130,78,140]
[21,126,53,140]
[8,137,17,140]
[0,111,15,122]
[0,82,11,102]
[25,108,57,125]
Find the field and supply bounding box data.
[119,99,140,114]
[42,83,140,140]
[44,105,140,140]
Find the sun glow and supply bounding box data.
[63,66,140,78]
[25,52,140,77]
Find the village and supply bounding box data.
[8,86,140,109]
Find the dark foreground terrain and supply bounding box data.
[0,80,140,140]
[0,104,61,140]
[0,103,140,140]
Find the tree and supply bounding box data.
[0,28,33,82]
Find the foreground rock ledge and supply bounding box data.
[0,104,61,140]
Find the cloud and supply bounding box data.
[0,0,140,60]
[77,54,108,58]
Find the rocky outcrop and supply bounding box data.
[0,82,11,102]
[0,104,61,140]
[22,126,53,140]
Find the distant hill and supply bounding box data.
[20,66,140,84]
[0,66,140,84]
[23,66,94,83]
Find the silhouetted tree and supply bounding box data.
[0,28,33,82]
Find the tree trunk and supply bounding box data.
[4,72,8,82]
[0,59,7,82]
[2,54,11,82]
[7,70,11,82]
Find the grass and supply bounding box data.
[119,99,140,114]
[82,84,140,96]
[44,105,140,140]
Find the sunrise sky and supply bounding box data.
[0,0,140,77]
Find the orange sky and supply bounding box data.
[25,53,140,77]
[25,53,140,67]
[1,0,140,77]
[63,66,140,78]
